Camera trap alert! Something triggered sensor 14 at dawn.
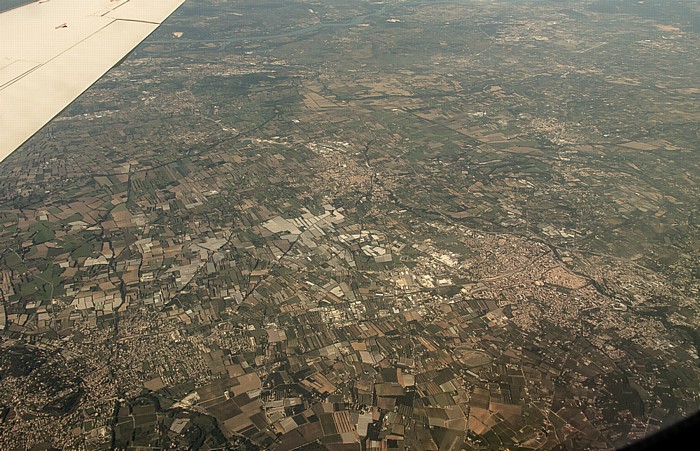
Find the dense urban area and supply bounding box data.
[0,0,699,449]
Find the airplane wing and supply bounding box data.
[0,0,185,163]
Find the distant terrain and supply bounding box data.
[0,0,33,13]
[0,0,698,449]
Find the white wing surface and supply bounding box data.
[0,0,185,162]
